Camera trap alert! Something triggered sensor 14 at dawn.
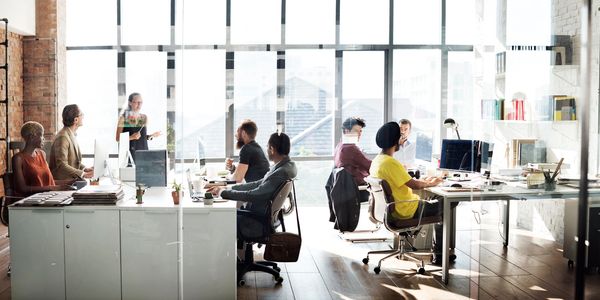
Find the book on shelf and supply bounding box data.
[480,98,504,120]
[509,139,546,168]
[532,96,555,121]
[505,98,525,121]
[553,96,576,121]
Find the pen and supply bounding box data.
[551,158,564,181]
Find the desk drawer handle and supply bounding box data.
[145,211,176,215]
[67,210,96,214]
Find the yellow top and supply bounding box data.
[369,154,419,219]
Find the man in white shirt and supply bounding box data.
[393,119,416,168]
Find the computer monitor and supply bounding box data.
[93,139,109,180]
[118,132,131,168]
[440,139,489,173]
[479,141,494,174]
[135,149,167,187]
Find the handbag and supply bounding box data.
[264,182,302,262]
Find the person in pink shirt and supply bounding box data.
[333,117,372,203]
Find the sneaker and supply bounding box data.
[431,254,457,266]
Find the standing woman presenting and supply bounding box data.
[115,93,161,161]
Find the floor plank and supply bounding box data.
[287,273,332,300]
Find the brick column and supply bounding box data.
[22,0,66,138]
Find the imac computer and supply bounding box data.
[93,139,110,180]
[118,132,135,181]
[440,139,493,174]
[135,149,167,187]
[118,132,132,168]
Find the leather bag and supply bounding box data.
[264,182,302,262]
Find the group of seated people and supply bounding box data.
[333,117,452,265]
[14,99,451,265]
[13,104,94,197]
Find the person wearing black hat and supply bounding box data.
[369,122,455,265]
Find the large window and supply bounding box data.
[394,0,440,45]
[231,0,281,44]
[233,52,277,153]
[286,0,336,44]
[66,50,118,154]
[121,0,171,45]
[175,0,226,45]
[340,0,389,44]
[393,49,441,161]
[285,50,335,156]
[176,50,226,159]
[342,51,384,154]
[66,0,117,46]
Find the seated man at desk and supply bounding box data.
[208,132,297,216]
[225,119,270,183]
[334,116,371,203]
[370,122,454,265]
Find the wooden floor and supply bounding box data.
[237,205,600,300]
[0,204,598,299]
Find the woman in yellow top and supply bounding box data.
[369,122,454,265]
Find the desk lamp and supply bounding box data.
[443,118,461,140]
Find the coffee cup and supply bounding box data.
[204,192,214,205]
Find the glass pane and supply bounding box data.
[446,0,476,45]
[286,0,335,44]
[66,50,118,155]
[175,0,225,45]
[121,0,171,45]
[392,49,440,161]
[340,0,389,44]
[231,0,281,44]
[285,50,335,156]
[448,52,474,138]
[506,0,551,45]
[293,160,336,206]
[66,0,117,46]
[342,51,384,154]
[394,0,440,44]
[233,52,277,154]
[176,50,226,159]
[125,52,168,150]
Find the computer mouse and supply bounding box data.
[451,183,462,188]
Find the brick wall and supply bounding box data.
[22,0,66,138]
[0,26,25,196]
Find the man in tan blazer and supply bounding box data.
[49,104,94,180]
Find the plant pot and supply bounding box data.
[171,191,180,205]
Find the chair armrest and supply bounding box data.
[357,184,369,191]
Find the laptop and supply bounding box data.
[186,169,205,200]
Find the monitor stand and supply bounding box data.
[101,159,119,185]
[120,150,136,182]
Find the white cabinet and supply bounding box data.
[9,209,65,300]
[182,209,236,299]
[64,209,121,300]
[120,210,179,300]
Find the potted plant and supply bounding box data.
[171,181,182,205]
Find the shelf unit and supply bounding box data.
[0,18,8,172]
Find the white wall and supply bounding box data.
[0,0,35,35]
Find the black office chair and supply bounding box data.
[1,141,26,226]
[237,180,295,286]
[362,177,442,275]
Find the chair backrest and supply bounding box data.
[269,180,294,226]
[364,176,393,224]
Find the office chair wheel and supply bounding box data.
[274,276,284,284]
[362,257,369,264]
[568,260,574,269]
[418,267,425,275]
[374,266,381,274]
[238,279,245,287]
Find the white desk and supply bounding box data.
[9,187,237,300]
[426,183,594,284]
